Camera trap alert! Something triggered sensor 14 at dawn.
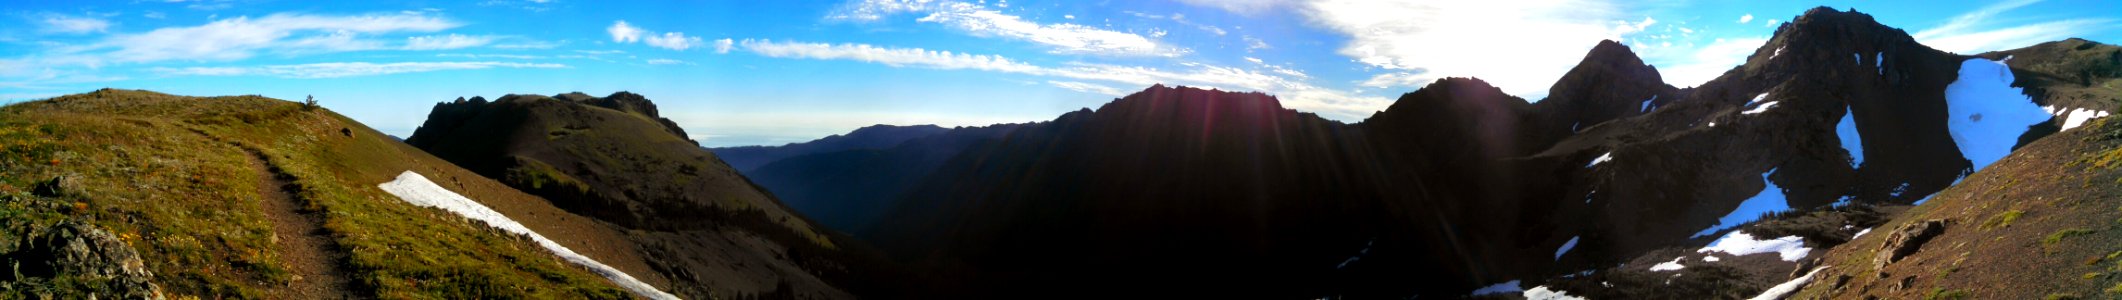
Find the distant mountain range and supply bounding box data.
[5,6,2120,300]
[720,7,2122,298]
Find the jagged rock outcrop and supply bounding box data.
[1,221,166,300]
[1871,219,1945,270]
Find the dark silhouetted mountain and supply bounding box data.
[829,7,2103,298]
[713,124,951,171]
[744,124,1022,233]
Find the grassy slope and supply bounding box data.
[1794,117,2122,298]
[0,89,633,298]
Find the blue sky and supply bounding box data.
[2,0,2117,147]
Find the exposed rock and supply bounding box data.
[1872,219,1947,270]
[29,176,68,198]
[0,221,165,299]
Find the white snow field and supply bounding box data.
[1693,169,1789,237]
[378,171,680,300]
[1648,256,1687,271]
[1698,231,1811,262]
[1749,267,1826,300]
[1524,285,1589,300]
[1944,58,2052,172]
[1836,106,1865,168]
[1586,152,1614,168]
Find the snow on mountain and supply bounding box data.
[1693,169,1789,237]
[1944,58,2052,172]
[378,171,679,300]
[1554,236,1581,260]
[1836,106,1865,168]
[1697,231,1811,262]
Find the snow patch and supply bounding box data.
[1836,106,1865,168]
[1875,52,1884,75]
[1641,95,1659,113]
[1524,286,1588,300]
[1853,52,1860,65]
[1693,169,1789,237]
[378,171,680,300]
[1471,280,1522,296]
[1742,101,1780,115]
[1699,231,1811,261]
[1944,58,2051,172]
[1770,46,1785,60]
[1703,255,1721,262]
[1555,236,1581,260]
[1587,152,1614,168]
[1649,256,1686,272]
[1750,92,1771,104]
[2058,107,2112,131]
[1750,267,1826,300]
[1853,227,1873,238]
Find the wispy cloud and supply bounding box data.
[1048,80,1127,96]
[607,20,703,50]
[153,61,566,78]
[830,0,1186,57]
[1304,0,1655,98]
[1738,14,1753,24]
[1171,0,1299,16]
[737,39,1387,119]
[1651,36,1770,88]
[645,58,692,65]
[740,39,1043,72]
[69,12,459,65]
[1913,0,2112,53]
[404,34,496,50]
[39,13,113,34]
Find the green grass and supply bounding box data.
[1926,288,1972,300]
[1981,210,2025,230]
[0,89,627,298]
[2043,228,2097,247]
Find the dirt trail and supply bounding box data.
[243,148,353,298]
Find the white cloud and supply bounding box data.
[1172,0,1299,16]
[1244,35,1270,51]
[643,32,703,50]
[155,61,566,78]
[713,38,734,54]
[646,58,691,65]
[608,20,644,43]
[1651,36,1769,88]
[1766,19,1781,27]
[740,39,1044,72]
[40,14,113,34]
[1244,57,1264,64]
[143,11,167,19]
[4,12,460,72]
[1738,14,1753,24]
[1914,0,2112,53]
[738,38,1388,119]
[607,20,705,51]
[436,53,546,59]
[1048,80,1127,96]
[1303,0,1654,97]
[404,34,495,50]
[831,0,1184,56]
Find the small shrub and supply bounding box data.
[1926,288,1971,300]
[2044,228,2096,247]
[1980,210,2024,230]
